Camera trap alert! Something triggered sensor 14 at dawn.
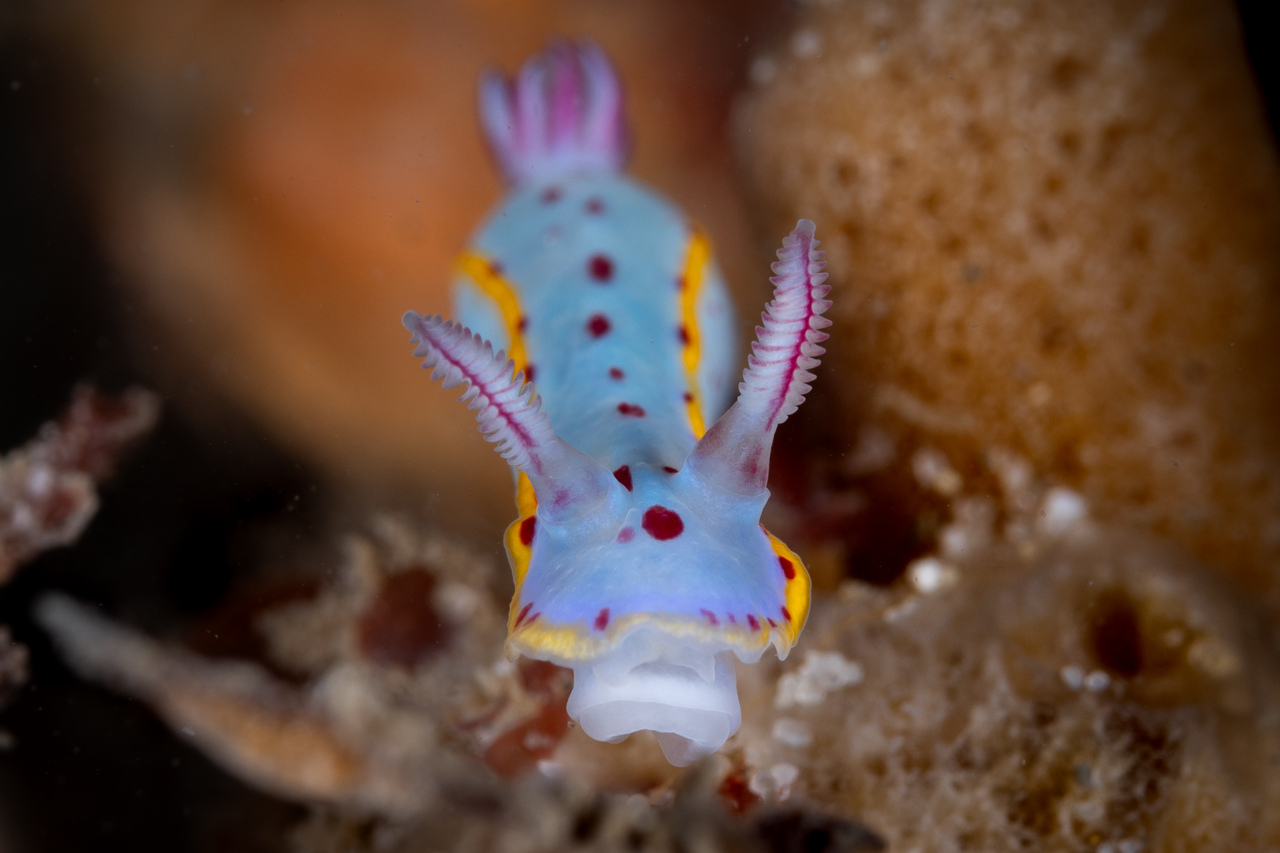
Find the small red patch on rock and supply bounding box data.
[642,505,684,540]
[482,660,572,777]
[613,465,633,491]
[617,402,646,417]
[779,556,796,580]
[519,516,537,546]
[588,254,614,282]
[356,568,446,668]
[700,608,719,626]
[594,608,610,631]
[617,526,635,543]
[587,313,612,338]
[609,366,624,380]
[718,766,762,814]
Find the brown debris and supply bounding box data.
[0,385,160,580]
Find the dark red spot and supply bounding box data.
[524,364,536,382]
[594,608,610,631]
[767,617,778,628]
[781,606,792,623]
[587,313,612,338]
[519,516,537,546]
[677,325,690,345]
[747,614,761,630]
[613,465,633,491]
[527,612,541,625]
[700,609,719,626]
[675,275,686,291]
[779,556,796,580]
[585,197,605,214]
[541,186,562,203]
[718,766,762,815]
[481,661,572,777]
[609,366,624,380]
[588,254,614,282]
[662,466,678,474]
[727,614,737,624]
[642,505,684,540]
[488,260,505,276]
[617,402,646,418]
[356,568,446,668]
[517,315,528,331]
[617,526,635,543]
[514,602,534,627]
[682,392,694,403]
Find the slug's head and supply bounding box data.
[403,220,828,764]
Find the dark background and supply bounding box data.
[0,3,1276,850]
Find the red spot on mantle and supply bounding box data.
[514,602,534,627]
[519,516,537,546]
[617,402,646,418]
[613,465,633,491]
[700,608,719,626]
[588,254,614,282]
[643,506,684,540]
[727,614,737,624]
[781,606,793,623]
[587,313,612,338]
[663,466,678,474]
[585,197,605,214]
[541,186,562,203]
[617,526,635,543]
[517,315,528,331]
[594,608,610,631]
[677,325,690,345]
[609,367,624,380]
[747,614,761,630]
[523,364,536,383]
[767,617,778,628]
[779,556,796,580]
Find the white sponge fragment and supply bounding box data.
[566,638,741,766]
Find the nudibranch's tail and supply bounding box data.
[403,312,624,523]
[479,39,628,186]
[686,220,831,495]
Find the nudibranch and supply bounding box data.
[403,41,830,765]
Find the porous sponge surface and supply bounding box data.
[735,0,1280,609]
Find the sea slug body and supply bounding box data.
[404,40,830,766]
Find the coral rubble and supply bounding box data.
[0,385,159,580]
[735,0,1280,610]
